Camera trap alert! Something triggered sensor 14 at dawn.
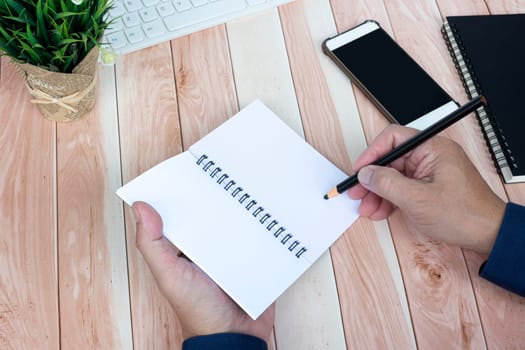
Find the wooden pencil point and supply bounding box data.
[324,187,340,200]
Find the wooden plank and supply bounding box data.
[434,0,488,16]
[116,42,184,349]
[172,27,238,148]
[56,64,132,348]
[485,0,525,13]
[0,58,59,349]
[227,10,302,131]
[227,8,347,349]
[280,0,415,348]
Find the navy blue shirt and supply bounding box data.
[479,202,525,296]
[182,333,267,350]
[183,202,525,350]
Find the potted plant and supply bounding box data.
[0,0,112,121]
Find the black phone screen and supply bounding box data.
[332,27,452,125]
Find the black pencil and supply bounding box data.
[324,96,487,200]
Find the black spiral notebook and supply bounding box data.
[442,14,525,183]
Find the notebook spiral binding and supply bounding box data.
[196,154,308,259]
[442,22,516,174]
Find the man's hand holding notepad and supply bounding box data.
[116,100,359,319]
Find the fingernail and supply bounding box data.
[132,204,141,224]
[358,166,373,186]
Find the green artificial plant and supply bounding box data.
[0,0,112,73]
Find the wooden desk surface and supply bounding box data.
[1,0,524,349]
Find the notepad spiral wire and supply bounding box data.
[442,22,516,175]
[196,154,308,259]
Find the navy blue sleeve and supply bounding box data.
[479,202,525,296]
[182,333,268,350]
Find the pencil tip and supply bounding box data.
[324,187,339,200]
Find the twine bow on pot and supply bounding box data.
[26,78,96,113]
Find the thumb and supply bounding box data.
[133,201,164,247]
[132,202,180,271]
[357,165,416,209]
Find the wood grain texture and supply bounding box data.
[392,215,487,349]
[280,0,415,348]
[172,26,238,149]
[56,64,132,349]
[0,58,59,350]
[227,9,303,129]
[279,2,351,174]
[227,9,346,350]
[434,0,488,16]
[331,218,416,349]
[484,0,525,13]
[462,249,525,349]
[116,42,184,349]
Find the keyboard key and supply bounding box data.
[122,12,141,27]
[173,0,192,11]
[106,18,124,33]
[191,0,208,7]
[139,8,159,22]
[123,0,143,11]
[109,2,126,17]
[142,0,159,6]
[125,27,146,43]
[156,2,175,16]
[107,32,128,48]
[143,19,166,37]
[164,0,246,31]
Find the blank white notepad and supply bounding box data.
[117,100,359,319]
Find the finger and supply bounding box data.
[347,184,369,200]
[358,191,382,217]
[352,125,419,172]
[369,198,395,220]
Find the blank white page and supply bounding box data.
[117,100,359,319]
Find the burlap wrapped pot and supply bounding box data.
[16,47,99,122]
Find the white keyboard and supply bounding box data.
[104,0,293,55]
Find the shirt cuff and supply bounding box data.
[182,333,268,350]
[479,202,525,297]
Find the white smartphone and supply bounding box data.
[323,20,458,129]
